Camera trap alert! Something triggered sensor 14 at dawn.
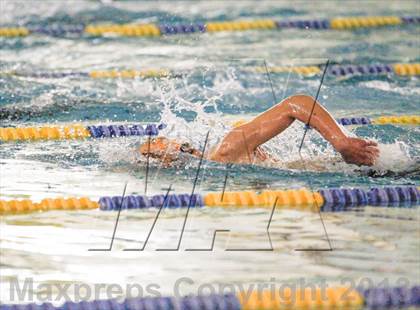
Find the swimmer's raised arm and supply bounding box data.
[211,94,379,166]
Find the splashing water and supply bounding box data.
[1,1,419,305]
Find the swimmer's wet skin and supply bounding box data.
[139,94,380,167]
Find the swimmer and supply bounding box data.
[139,94,380,167]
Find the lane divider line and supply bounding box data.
[1,185,418,214]
[1,16,419,37]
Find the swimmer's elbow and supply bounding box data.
[286,94,316,106]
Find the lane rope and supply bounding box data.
[256,63,420,76]
[1,185,418,214]
[1,115,418,143]
[338,115,420,126]
[3,63,419,80]
[0,123,165,142]
[1,16,419,37]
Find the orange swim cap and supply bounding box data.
[139,137,201,161]
[139,137,181,156]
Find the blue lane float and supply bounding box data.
[336,117,372,125]
[320,186,420,212]
[401,16,420,24]
[99,194,204,210]
[158,23,206,35]
[87,124,164,138]
[276,19,330,29]
[360,286,420,309]
[328,64,393,77]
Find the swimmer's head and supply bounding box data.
[139,137,200,162]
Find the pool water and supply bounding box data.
[0,0,419,306]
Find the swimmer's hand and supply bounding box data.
[336,138,379,166]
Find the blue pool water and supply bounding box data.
[0,0,419,306]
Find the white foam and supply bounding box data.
[373,142,415,172]
[362,80,420,96]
